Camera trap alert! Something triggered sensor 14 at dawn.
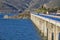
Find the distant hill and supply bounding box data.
[29,0,51,9]
[0,0,31,9]
[44,0,60,8]
[1,0,60,11]
[0,0,51,10]
[0,0,32,13]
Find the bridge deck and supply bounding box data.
[36,14,60,22]
[0,19,42,40]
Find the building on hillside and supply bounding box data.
[56,10,60,16]
[57,10,60,13]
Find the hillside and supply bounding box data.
[1,0,59,13]
[44,0,60,8]
[29,0,51,9]
[0,0,51,10]
[0,0,31,10]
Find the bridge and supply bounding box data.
[0,0,60,40]
[30,12,60,40]
[0,12,60,40]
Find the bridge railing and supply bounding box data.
[30,12,60,40]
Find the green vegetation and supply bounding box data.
[34,6,48,13]
[34,5,59,14]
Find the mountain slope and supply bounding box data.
[0,0,32,13]
[29,0,51,9]
[44,0,60,8]
[0,0,31,9]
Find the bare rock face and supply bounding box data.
[44,0,60,8]
[0,0,51,10]
[29,0,51,10]
[0,0,32,13]
[0,0,31,9]
[1,0,59,15]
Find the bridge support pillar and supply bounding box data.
[46,22,53,40]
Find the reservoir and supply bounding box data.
[0,19,42,40]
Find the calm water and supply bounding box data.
[0,19,42,40]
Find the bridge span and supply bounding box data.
[30,12,60,40]
[0,12,60,40]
